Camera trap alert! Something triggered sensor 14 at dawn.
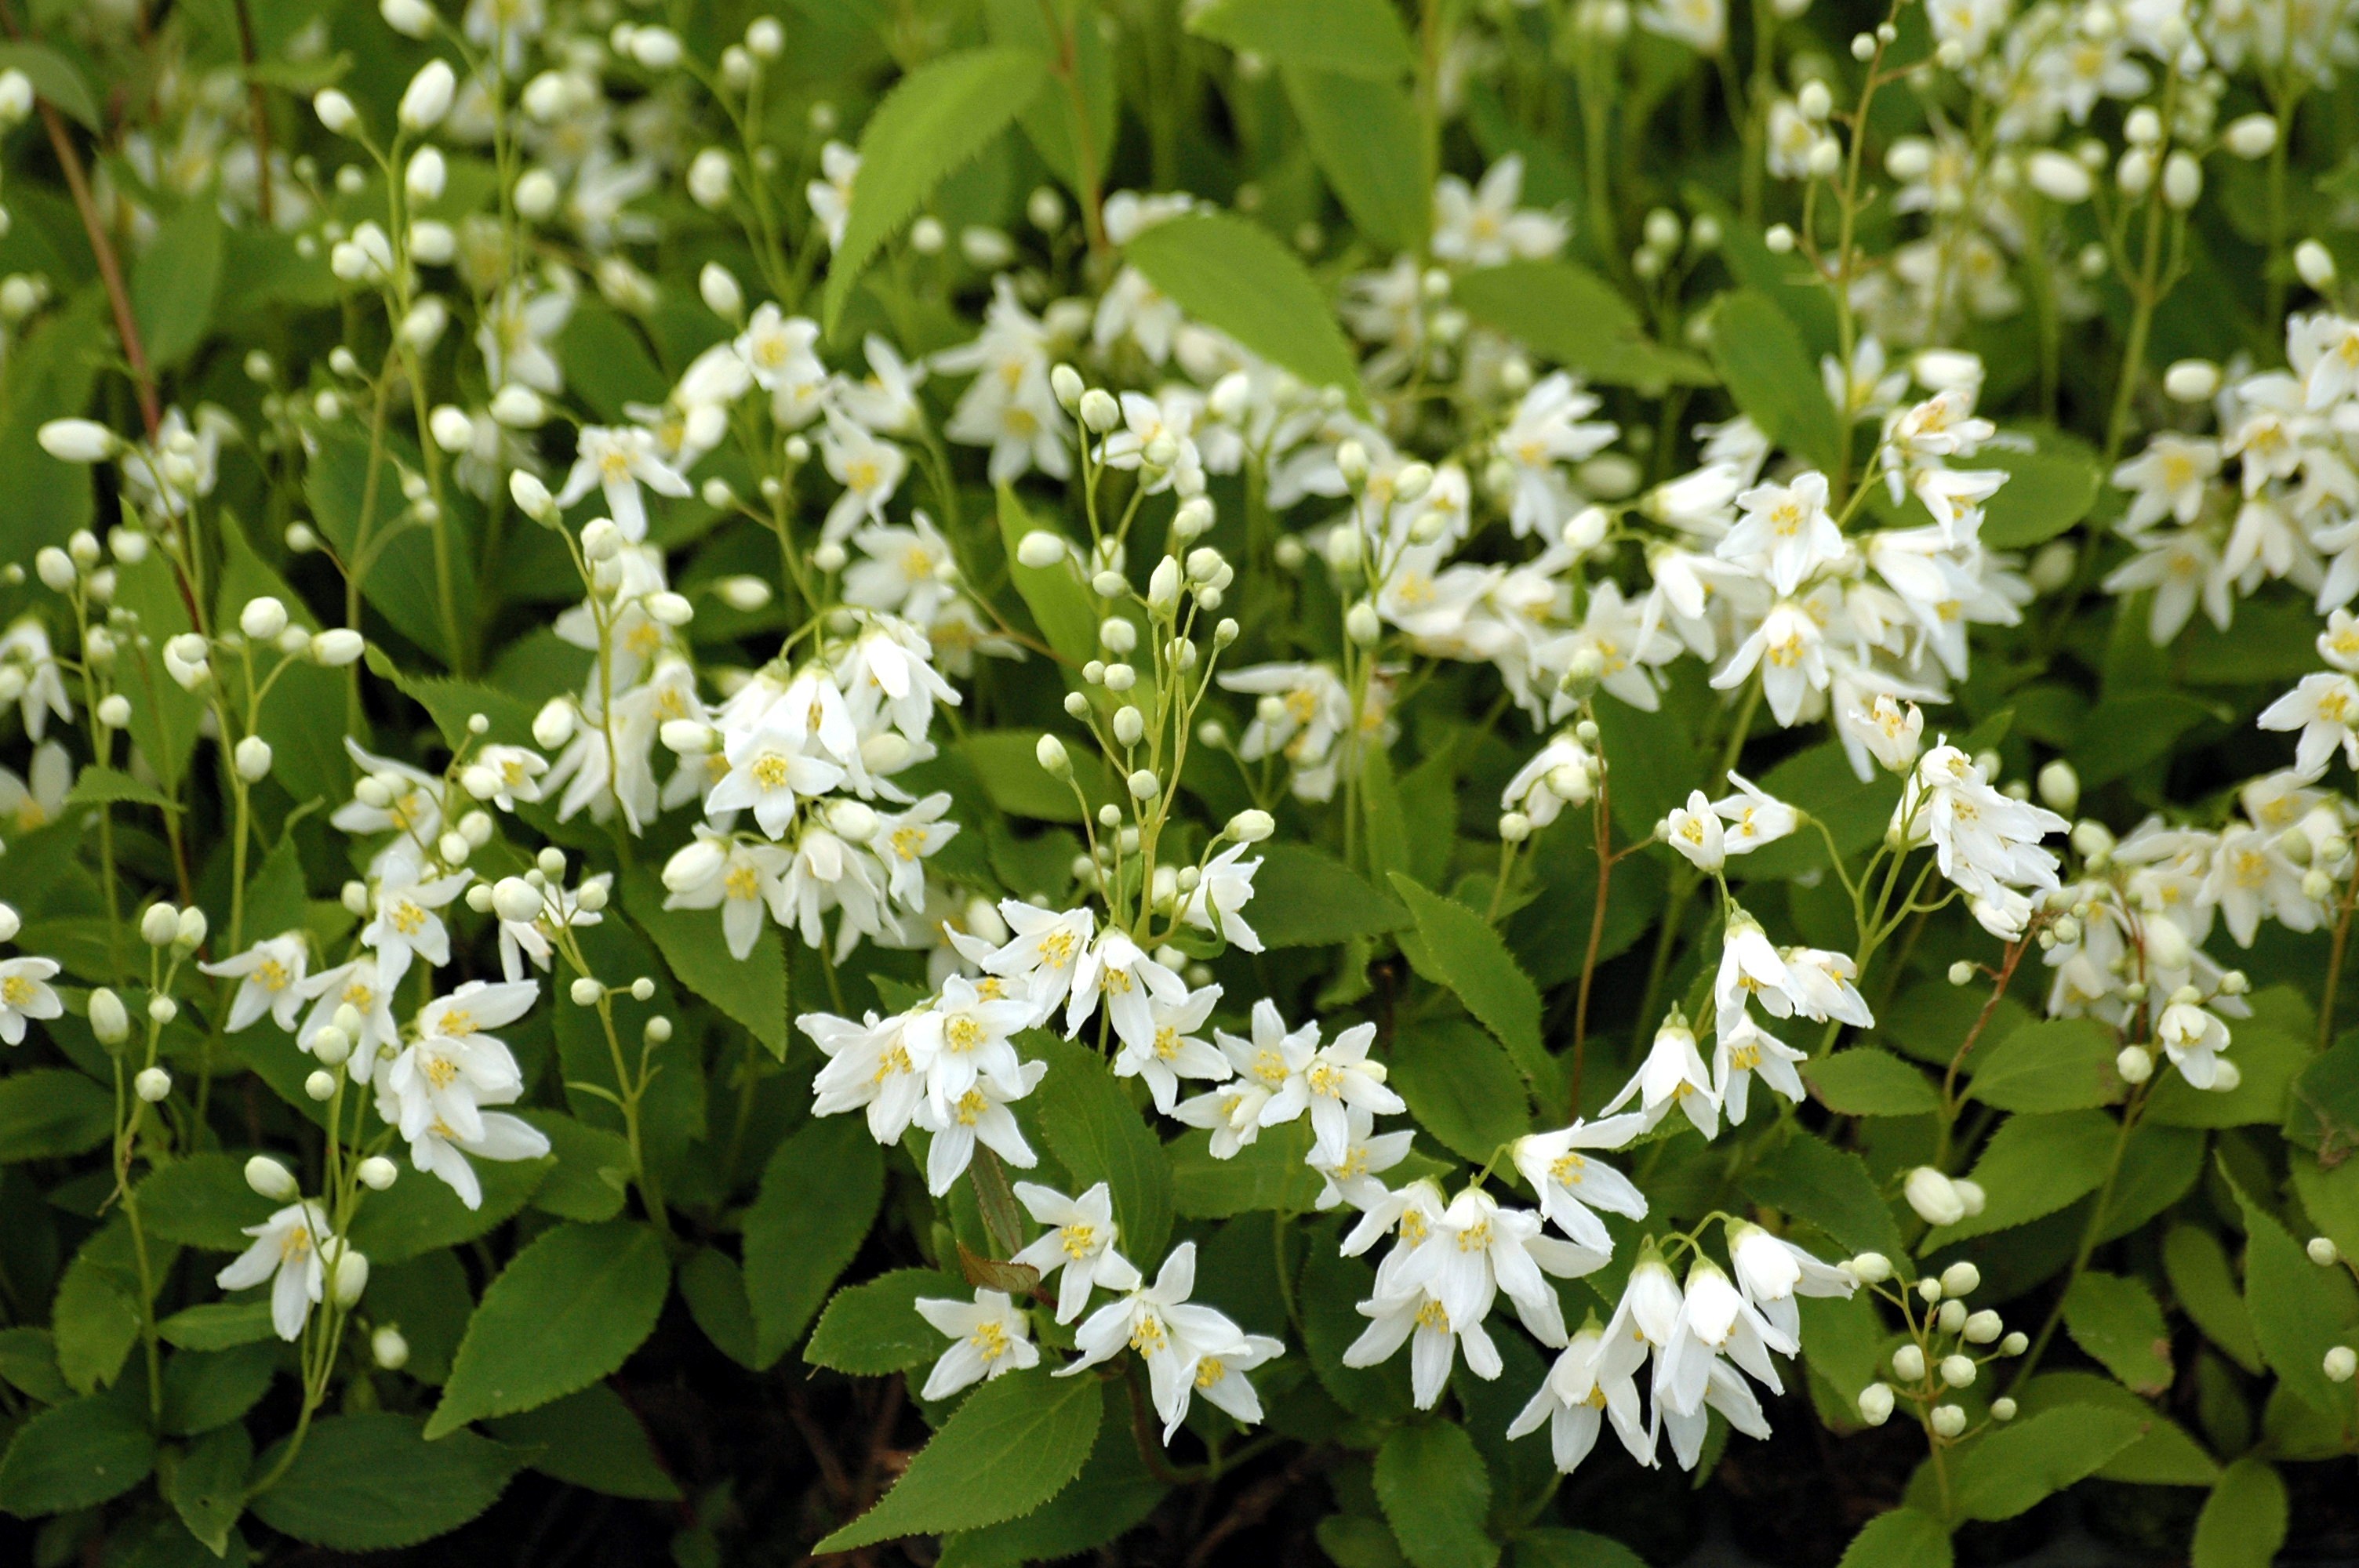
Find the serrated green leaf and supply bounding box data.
[166,1421,250,1554]
[1967,1018,2122,1112]
[2283,1033,2359,1165]
[1390,1017,1531,1161]
[343,1151,547,1265]
[131,200,224,370]
[1835,1506,1952,1567]
[0,1328,69,1405]
[1034,1036,1174,1262]
[137,1152,277,1250]
[1952,1404,2145,1522]
[806,1269,968,1375]
[1283,66,1428,252]
[0,1069,114,1162]
[158,1301,275,1353]
[2163,1224,2263,1374]
[1125,212,1359,394]
[2012,1371,2219,1486]
[1187,0,1417,76]
[1251,842,1408,947]
[1514,1528,1650,1568]
[1455,262,1717,389]
[1168,1121,1323,1218]
[677,1247,761,1370]
[1932,1109,2119,1244]
[2146,1023,2308,1127]
[1742,1128,1905,1260]
[161,1342,278,1437]
[486,1382,679,1501]
[250,1414,526,1550]
[1375,1421,1497,1568]
[2063,1271,2173,1395]
[1976,430,2103,549]
[743,1116,884,1367]
[427,1221,670,1437]
[0,1394,154,1515]
[1710,290,1843,472]
[2224,1157,2359,1425]
[2190,1457,2288,1568]
[1387,873,1553,1096]
[61,764,181,815]
[936,1385,1163,1568]
[816,1367,1102,1552]
[1805,1049,1939,1117]
[822,49,1051,329]
[620,866,788,1059]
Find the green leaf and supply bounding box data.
[1387,873,1553,1095]
[2283,1033,2359,1166]
[343,1152,547,1265]
[553,300,666,423]
[166,1421,250,1555]
[1169,1122,1324,1218]
[743,1116,885,1367]
[158,1301,275,1353]
[2163,1225,2263,1374]
[982,0,1114,199]
[2190,1457,2288,1568]
[621,866,787,1059]
[1804,1049,1938,1117]
[0,43,99,129]
[1454,262,1717,389]
[958,728,1109,822]
[518,1109,632,1224]
[1301,1238,1412,1420]
[2012,1371,2219,1486]
[161,1342,278,1437]
[815,1367,1102,1552]
[1283,67,1428,252]
[426,1221,671,1438]
[1251,842,1408,947]
[53,1224,146,1394]
[1709,290,1844,472]
[60,764,182,815]
[1515,1528,1651,1568]
[821,48,1051,330]
[0,1394,154,1515]
[0,1328,69,1404]
[1835,1506,1953,1568]
[131,200,224,370]
[677,1247,761,1370]
[1034,1036,1175,1262]
[1187,0,1417,76]
[1125,212,1359,394]
[2063,1271,2173,1395]
[485,1382,679,1501]
[1933,1109,2120,1243]
[2225,1158,2359,1422]
[1742,1128,1905,1260]
[1976,430,2104,549]
[1374,1421,1497,1568]
[137,1152,277,1250]
[2147,1024,2310,1127]
[1390,1018,1531,1161]
[1951,1404,2146,1522]
[249,1414,526,1551]
[0,1069,113,1162]
[1322,1515,1410,1568]
[806,1269,968,1375]
[994,485,1097,666]
[1967,1018,2123,1112]
[935,1386,1164,1568]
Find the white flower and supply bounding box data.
[705,726,845,838]
[1309,1106,1418,1212]
[2259,672,2359,779]
[1897,745,2069,928]
[804,1007,928,1145]
[198,934,311,1032]
[1256,1018,1407,1167]
[1067,930,1189,1055]
[293,957,400,1075]
[906,975,1036,1122]
[1722,472,1843,595]
[1712,1011,1806,1126]
[0,956,61,1045]
[913,1059,1048,1195]
[1712,913,1792,1031]
[1431,154,1568,268]
[1603,1014,1718,1137]
[1010,1181,1143,1323]
[1110,982,1231,1116]
[1063,1242,1278,1442]
[1404,1187,1605,1347]
[1715,773,1799,855]
[1727,1221,1856,1345]
[1180,842,1263,952]
[1172,999,1312,1157]
[805,140,858,250]
[914,1289,1039,1399]
[358,868,472,989]
[1663,790,1726,871]
[2112,434,2220,532]
[1638,0,1727,51]
[216,1200,333,1341]
[396,1109,551,1210]
[1511,1115,1650,1252]
[554,425,691,542]
[736,304,829,427]
[1344,1286,1501,1410]
[1712,598,1830,727]
[819,414,908,543]
[661,829,790,959]
[1507,1323,1652,1475]
[2157,996,2233,1088]
[1653,1260,1790,1425]
[0,740,71,833]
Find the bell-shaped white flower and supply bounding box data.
[1010,1181,1143,1324]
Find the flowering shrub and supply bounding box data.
[3,0,2359,1562]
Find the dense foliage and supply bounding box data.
[2,0,2359,1563]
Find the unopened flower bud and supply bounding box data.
[1905,1167,1967,1227]
[2328,1345,2357,1382]
[569,977,603,1007]
[234,735,274,782]
[373,1326,409,1370]
[2310,1236,2341,1267]
[134,1066,171,1103]
[1930,1404,1968,1438]
[1892,1344,1927,1381]
[89,988,129,1045]
[2296,239,2337,291]
[1940,1354,1977,1388]
[246,1155,298,1201]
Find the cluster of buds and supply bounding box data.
[1848,1256,2026,1437]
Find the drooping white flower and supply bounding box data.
[1726,1221,1856,1345]
[914,1289,1039,1399]
[1712,1011,1807,1126]
[554,425,692,542]
[1010,1181,1143,1323]
[805,1007,928,1145]
[1172,998,1314,1158]
[914,1059,1048,1195]
[1602,1013,1718,1137]
[1180,842,1263,952]
[1721,472,1844,595]
[1511,1115,1650,1253]
[2259,672,2359,779]
[199,934,311,1033]
[1110,982,1231,1116]
[1255,1019,1407,1167]
[1507,1323,1652,1475]
[1062,1242,1278,1442]
[216,1200,333,1341]
[358,868,472,989]
[1308,1105,1418,1212]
